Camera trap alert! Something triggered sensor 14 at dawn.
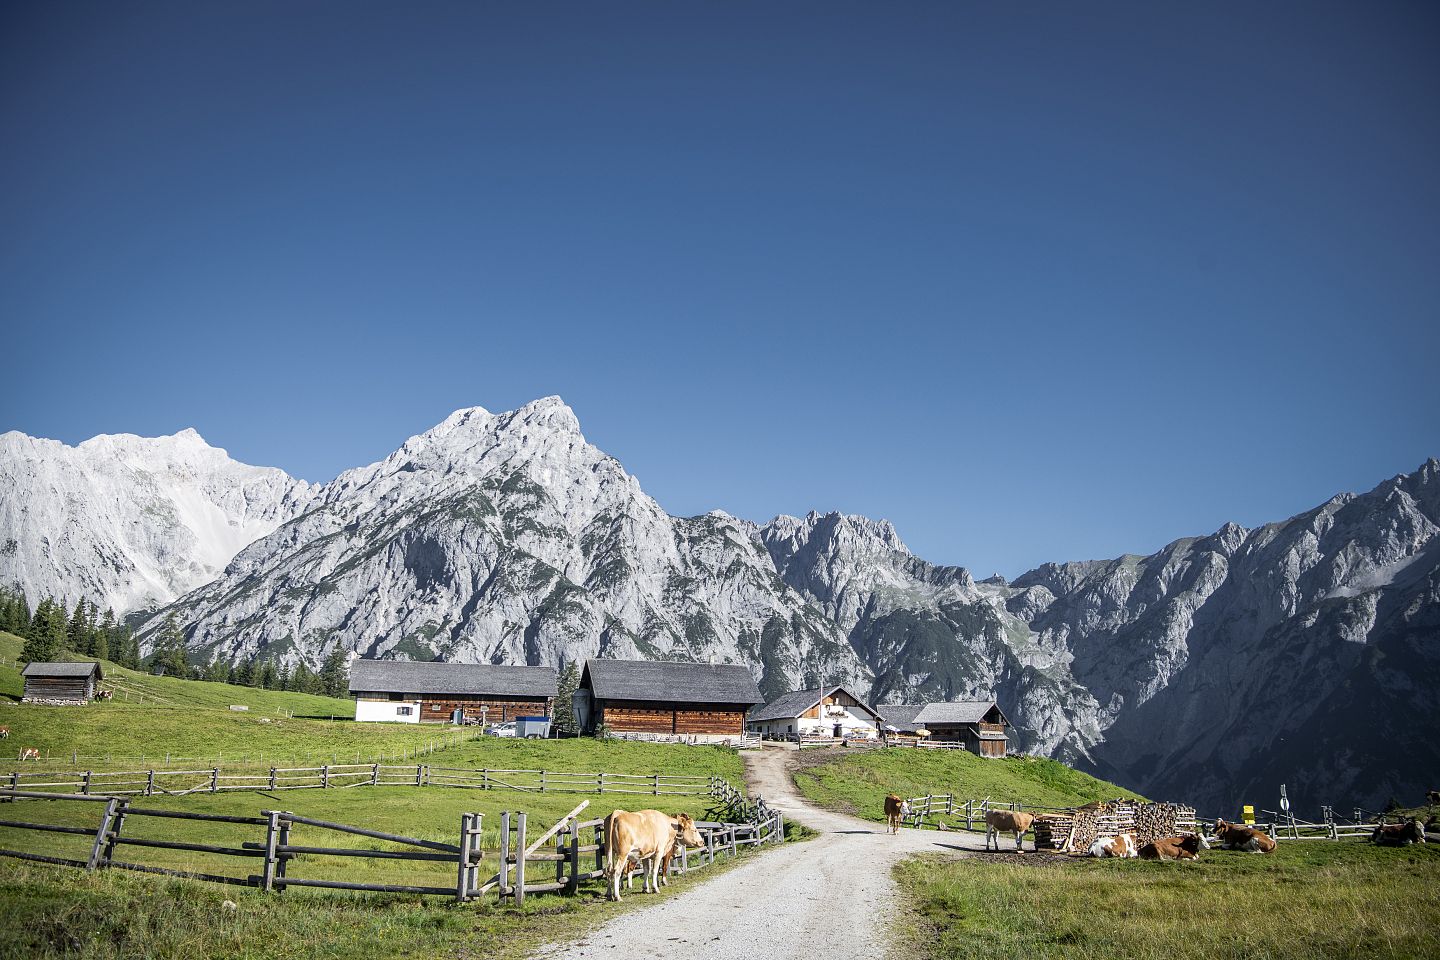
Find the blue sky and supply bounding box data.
[3,1,1437,577]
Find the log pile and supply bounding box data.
[1032,800,1196,852]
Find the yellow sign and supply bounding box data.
[1242,805,1255,825]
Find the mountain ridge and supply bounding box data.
[2,400,1436,812]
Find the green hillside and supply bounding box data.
[0,631,470,767]
[794,746,1145,822]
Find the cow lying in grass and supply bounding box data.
[884,794,910,835]
[1138,833,1207,861]
[1213,819,1277,853]
[604,809,704,902]
[985,810,1035,851]
[1087,833,1139,858]
[1371,818,1427,846]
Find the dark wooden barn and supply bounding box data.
[349,659,557,725]
[21,662,103,704]
[880,700,1011,756]
[574,659,763,742]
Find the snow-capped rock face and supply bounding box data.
[139,398,869,695]
[0,429,317,614]
[7,398,1437,814]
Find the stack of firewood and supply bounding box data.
[1033,800,1196,852]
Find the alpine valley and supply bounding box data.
[3,398,1437,813]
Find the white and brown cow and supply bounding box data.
[17,747,39,762]
[1213,819,1276,853]
[985,810,1035,851]
[0,726,8,740]
[884,794,911,835]
[1087,832,1139,858]
[1138,833,1208,861]
[604,809,704,902]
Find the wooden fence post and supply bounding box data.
[597,772,604,794]
[593,822,605,877]
[145,770,155,796]
[102,799,128,864]
[540,770,546,793]
[268,767,277,790]
[456,813,473,902]
[276,816,292,888]
[372,763,380,786]
[210,768,219,793]
[321,765,330,789]
[652,774,659,796]
[499,811,511,899]
[261,811,281,892]
[87,798,120,870]
[514,813,527,906]
[81,771,92,795]
[416,764,423,787]
[555,820,566,886]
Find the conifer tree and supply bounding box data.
[319,647,349,698]
[553,660,580,736]
[205,657,229,683]
[152,612,188,677]
[68,599,92,655]
[290,661,317,694]
[234,659,255,687]
[22,598,61,663]
[257,660,278,690]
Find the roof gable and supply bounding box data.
[748,684,881,722]
[582,659,762,706]
[879,700,1009,730]
[348,659,557,698]
[22,661,102,680]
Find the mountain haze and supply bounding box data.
[3,398,1436,812]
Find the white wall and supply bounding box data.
[355,698,420,723]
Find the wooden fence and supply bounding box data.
[0,765,716,799]
[5,730,478,770]
[0,777,785,903]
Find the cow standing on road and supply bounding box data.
[884,794,910,835]
[984,810,1035,851]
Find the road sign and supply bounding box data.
[1279,784,1290,813]
[1242,805,1255,825]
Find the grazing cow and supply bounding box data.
[984,810,1035,851]
[1087,833,1139,858]
[17,747,39,762]
[0,726,8,740]
[884,794,910,835]
[1138,833,1208,861]
[1371,818,1427,846]
[604,809,703,902]
[1213,819,1277,854]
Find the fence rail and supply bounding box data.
[0,764,716,800]
[0,775,784,903]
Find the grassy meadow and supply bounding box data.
[895,840,1440,960]
[0,634,756,958]
[793,746,1142,824]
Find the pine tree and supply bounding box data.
[22,598,61,663]
[67,599,91,655]
[553,660,580,736]
[319,647,349,698]
[234,659,255,687]
[152,612,188,677]
[257,660,278,690]
[114,627,139,670]
[290,661,317,694]
[205,657,229,683]
[276,663,292,691]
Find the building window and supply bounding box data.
[397,706,413,716]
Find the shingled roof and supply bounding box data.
[879,700,1009,730]
[748,685,881,722]
[348,659,557,698]
[22,661,102,679]
[582,659,762,706]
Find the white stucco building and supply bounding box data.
[746,684,884,740]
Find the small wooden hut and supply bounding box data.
[21,662,103,704]
[880,700,1011,756]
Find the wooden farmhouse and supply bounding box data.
[21,662,103,705]
[349,659,557,725]
[747,684,884,740]
[574,659,763,743]
[880,700,1011,756]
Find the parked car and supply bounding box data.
[486,721,518,738]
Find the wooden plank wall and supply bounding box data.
[601,700,746,735]
[23,678,92,702]
[418,697,549,723]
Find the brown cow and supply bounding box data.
[884,794,910,835]
[1138,833,1207,861]
[1371,818,1426,846]
[984,810,1035,851]
[0,726,8,740]
[17,747,39,762]
[1213,819,1277,854]
[604,809,703,902]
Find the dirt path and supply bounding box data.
[532,746,984,960]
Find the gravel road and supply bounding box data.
[532,746,985,960]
